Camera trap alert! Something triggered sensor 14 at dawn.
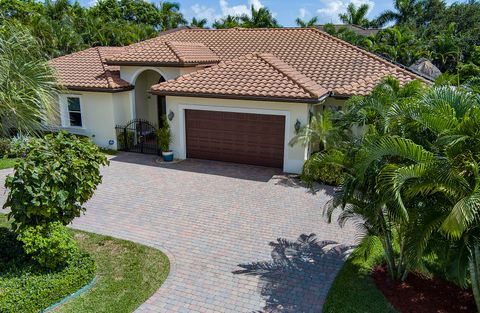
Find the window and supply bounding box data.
[67,97,82,127]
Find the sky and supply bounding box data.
[83,0,464,27]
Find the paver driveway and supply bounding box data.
[0,153,356,313]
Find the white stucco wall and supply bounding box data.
[166,96,312,174]
[57,92,117,149]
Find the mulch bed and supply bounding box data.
[371,265,477,313]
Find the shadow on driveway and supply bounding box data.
[233,234,353,313]
[110,152,283,182]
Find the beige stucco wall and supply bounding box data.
[166,96,312,174]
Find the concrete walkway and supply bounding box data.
[0,153,356,313]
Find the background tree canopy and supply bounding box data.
[1,0,479,82]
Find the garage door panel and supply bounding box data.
[185,109,285,168]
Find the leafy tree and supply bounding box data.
[4,132,109,230]
[240,5,280,28]
[212,15,240,29]
[372,26,421,66]
[373,0,423,27]
[0,24,58,135]
[338,3,371,27]
[295,16,318,28]
[190,17,207,28]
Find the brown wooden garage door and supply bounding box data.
[185,110,285,168]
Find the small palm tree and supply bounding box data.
[0,24,58,136]
[212,15,240,29]
[190,17,207,28]
[338,3,371,27]
[240,5,280,28]
[295,16,318,28]
[289,110,339,152]
[373,0,423,27]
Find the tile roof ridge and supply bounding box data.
[255,53,329,98]
[95,46,120,89]
[309,28,432,84]
[164,41,186,63]
[95,47,113,89]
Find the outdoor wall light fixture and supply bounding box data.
[168,110,175,121]
[294,119,301,133]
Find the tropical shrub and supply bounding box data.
[17,222,79,269]
[0,138,11,157]
[116,130,134,150]
[3,131,109,230]
[157,116,172,152]
[301,150,344,186]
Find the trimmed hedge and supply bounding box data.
[0,227,95,313]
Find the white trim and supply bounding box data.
[60,94,85,129]
[177,103,291,172]
[130,67,168,85]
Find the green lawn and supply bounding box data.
[0,158,18,169]
[323,254,398,313]
[0,215,170,313]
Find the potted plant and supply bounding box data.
[157,117,173,161]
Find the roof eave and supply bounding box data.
[149,90,324,104]
[103,60,219,67]
[61,85,134,93]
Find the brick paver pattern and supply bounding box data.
[0,153,356,313]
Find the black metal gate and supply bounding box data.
[115,119,159,154]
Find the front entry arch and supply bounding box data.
[134,70,165,127]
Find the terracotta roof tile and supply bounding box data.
[107,28,428,97]
[49,47,132,91]
[166,41,220,64]
[150,53,329,102]
[50,28,430,97]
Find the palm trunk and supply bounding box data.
[470,243,480,312]
[380,231,397,280]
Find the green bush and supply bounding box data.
[301,150,344,186]
[0,138,12,157]
[17,222,79,269]
[3,131,109,229]
[116,130,134,150]
[0,226,95,313]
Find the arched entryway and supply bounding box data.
[134,70,166,127]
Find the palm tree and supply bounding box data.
[373,0,423,27]
[0,24,58,136]
[338,3,371,27]
[240,5,280,28]
[295,16,318,28]
[190,17,207,28]
[158,1,186,31]
[212,15,240,29]
[289,110,339,152]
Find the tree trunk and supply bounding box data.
[381,233,397,280]
[470,243,480,313]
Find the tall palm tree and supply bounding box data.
[0,24,58,136]
[373,0,423,27]
[295,16,318,28]
[158,1,186,31]
[338,3,371,27]
[240,5,280,28]
[190,17,207,28]
[212,15,240,29]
